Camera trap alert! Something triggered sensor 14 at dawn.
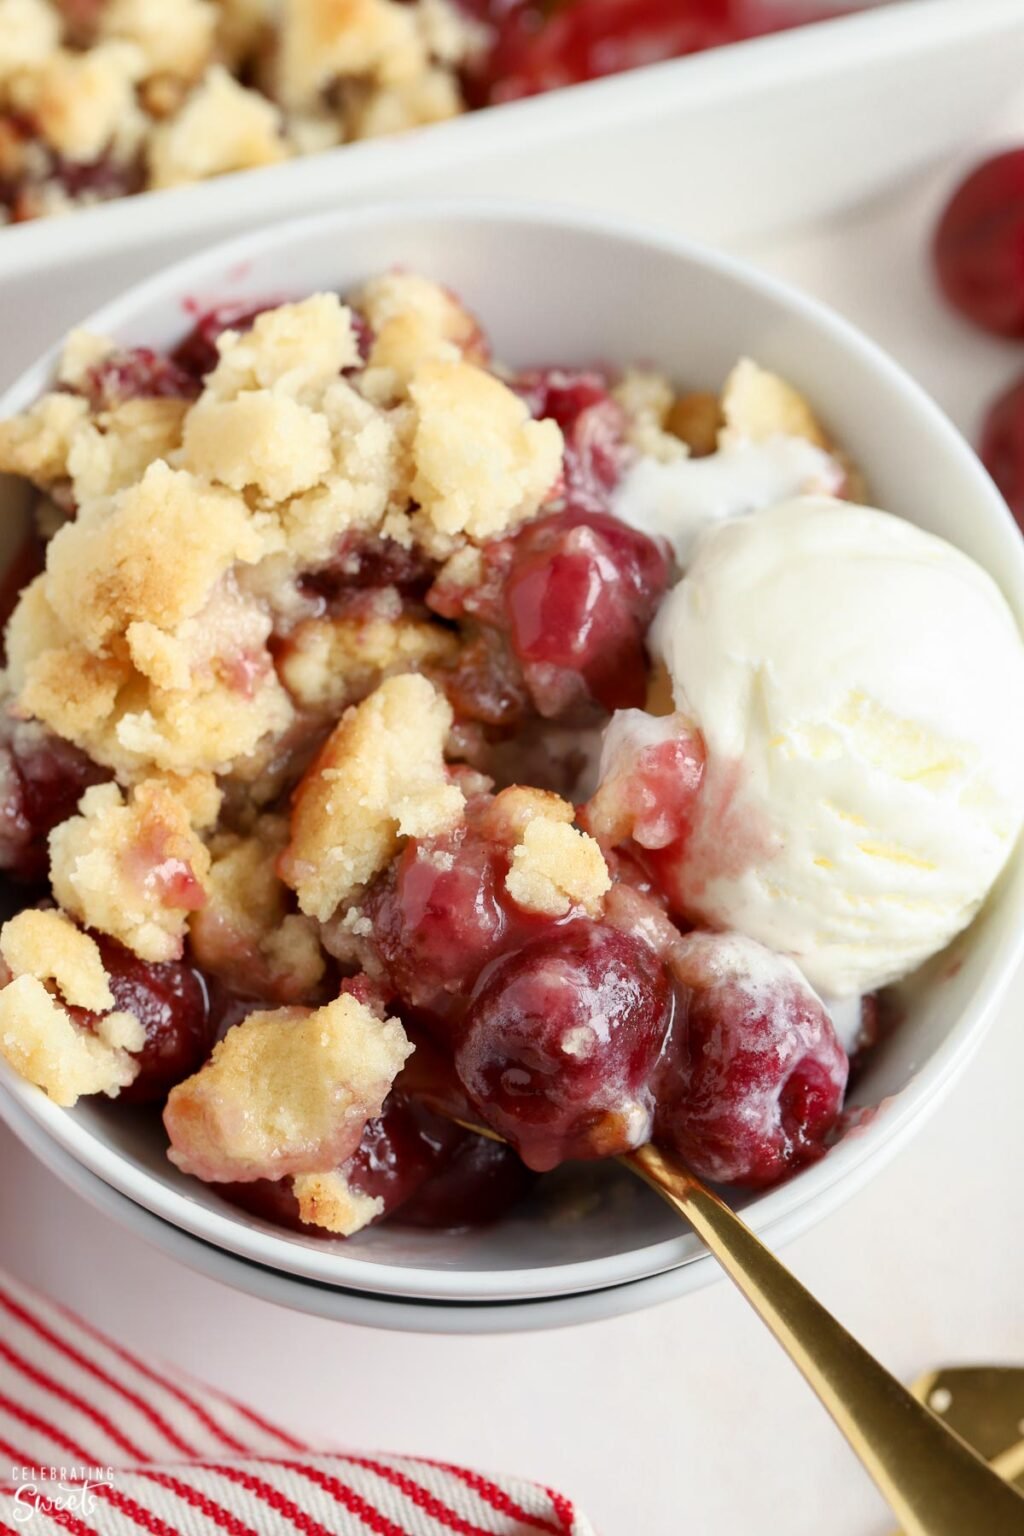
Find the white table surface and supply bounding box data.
[3,93,1024,1536]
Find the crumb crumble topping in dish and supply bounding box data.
[0,0,851,226]
[1,267,1018,1244]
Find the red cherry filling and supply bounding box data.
[934,150,1024,338]
[513,368,629,513]
[73,934,212,1104]
[465,0,829,105]
[396,1133,535,1229]
[171,302,277,379]
[0,718,109,881]
[429,511,669,720]
[505,513,670,713]
[220,1091,531,1235]
[362,810,538,1028]
[980,372,1024,530]
[171,300,371,382]
[455,920,673,1171]
[583,717,706,863]
[655,932,847,1188]
[80,347,200,410]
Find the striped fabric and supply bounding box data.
[0,1271,596,1536]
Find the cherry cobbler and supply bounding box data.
[0,271,881,1238]
[0,0,847,224]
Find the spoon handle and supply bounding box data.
[626,1143,1024,1536]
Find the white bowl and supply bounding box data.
[0,1081,742,1334]
[1,201,1023,1310]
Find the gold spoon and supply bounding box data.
[437,1107,1024,1535]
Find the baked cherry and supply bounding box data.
[980,371,1024,529]
[75,934,212,1105]
[220,1091,532,1236]
[584,713,706,859]
[0,718,108,882]
[364,815,523,1027]
[934,150,1024,337]
[513,368,628,512]
[655,931,847,1187]
[396,1132,535,1229]
[455,919,673,1171]
[467,0,823,105]
[504,513,669,714]
[171,302,276,379]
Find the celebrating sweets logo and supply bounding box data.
[8,1465,116,1522]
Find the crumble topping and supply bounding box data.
[506,817,611,918]
[280,673,464,920]
[0,0,60,79]
[0,392,90,490]
[0,276,870,1232]
[409,360,563,549]
[147,65,287,189]
[0,909,145,1107]
[49,779,211,962]
[614,369,688,464]
[278,602,458,714]
[0,0,480,226]
[189,814,325,1001]
[1,907,113,1012]
[292,1168,383,1236]
[163,993,412,1181]
[99,0,218,84]
[356,271,486,404]
[9,41,146,164]
[720,358,829,449]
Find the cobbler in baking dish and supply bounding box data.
[0,0,846,224]
[2,271,1020,1241]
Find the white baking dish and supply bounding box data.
[1,0,1023,389]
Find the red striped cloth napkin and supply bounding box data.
[0,1270,596,1535]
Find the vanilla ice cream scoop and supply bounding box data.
[642,496,1024,996]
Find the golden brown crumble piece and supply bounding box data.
[479,784,575,844]
[49,779,211,963]
[98,0,218,84]
[11,42,146,164]
[343,65,461,141]
[720,358,829,449]
[0,393,90,492]
[0,910,145,1107]
[189,814,325,1002]
[665,390,725,457]
[163,994,412,1182]
[69,397,191,505]
[276,0,430,113]
[184,385,332,501]
[278,603,458,714]
[614,369,688,464]
[355,272,486,404]
[147,65,289,188]
[505,816,611,919]
[293,1169,383,1236]
[201,293,361,399]
[45,461,268,652]
[0,0,60,81]
[280,673,464,921]
[1,908,113,1013]
[409,359,563,550]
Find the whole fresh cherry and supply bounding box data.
[933,150,1024,337]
